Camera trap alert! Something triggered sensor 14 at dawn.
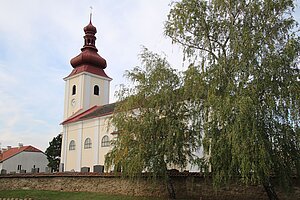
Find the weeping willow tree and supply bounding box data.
[105,48,200,199]
[165,0,300,199]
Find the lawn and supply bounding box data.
[0,190,162,200]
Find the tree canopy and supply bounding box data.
[165,0,300,199]
[105,0,299,199]
[105,48,200,199]
[45,134,62,172]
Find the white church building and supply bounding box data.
[60,18,116,172]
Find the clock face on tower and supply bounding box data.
[71,99,76,107]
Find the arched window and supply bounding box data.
[94,85,99,95]
[69,140,75,150]
[84,138,92,149]
[101,135,110,147]
[72,85,76,95]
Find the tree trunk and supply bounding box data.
[166,175,176,200]
[263,180,279,200]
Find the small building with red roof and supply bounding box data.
[0,144,48,174]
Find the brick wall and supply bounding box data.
[0,173,299,200]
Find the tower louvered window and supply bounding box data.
[72,85,76,95]
[94,85,99,95]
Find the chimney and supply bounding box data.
[18,143,23,148]
[7,146,11,150]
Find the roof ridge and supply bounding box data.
[62,103,116,125]
[61,105,99,125]
[0,145,43,162]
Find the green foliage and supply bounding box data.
[105,48,200,179]
[45,134,62,172]
[166,0,300,191]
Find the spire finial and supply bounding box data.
[89,6,93,23]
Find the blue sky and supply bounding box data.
[0,0,299,151]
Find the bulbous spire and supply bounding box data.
[70,15,107,69]
[84,20,97,34]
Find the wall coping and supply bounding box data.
[1,172,296,180]
[0,172,205,178]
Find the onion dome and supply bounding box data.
[70,18,107,69]
[84,21,97,34]
[70,50,107,69]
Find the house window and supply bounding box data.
[101,135,110,147]
[69,140,76,150]
[94,85,99,95]
[72,85,76,95]
[84,138,92,149]
[17,165,22,171]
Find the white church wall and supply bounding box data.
[63,115,116,172]
[88,74,110,107]
[81,119,96,171]
[93,119,100,167]
[63,75,82,119]
[64,122,82,172]
[98,116,115,166]
[63,79,70,120]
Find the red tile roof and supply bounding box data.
[0,146,43,162]
[65,65,112,80]
[61,103,115,125]
[61,105,99,125]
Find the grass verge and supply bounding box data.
[0,190,162,200]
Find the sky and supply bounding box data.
[0,0,300,152]
[0,0,186,151]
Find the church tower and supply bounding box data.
[63,17,112,120]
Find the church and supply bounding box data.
[60,17,116,172]
[60,17,204,173]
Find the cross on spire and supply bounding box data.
[89,6,93,23]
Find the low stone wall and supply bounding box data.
[1,173,165,198]
[0,173,299,200]
[0,199,32,200]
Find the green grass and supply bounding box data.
[0,190,162,200]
